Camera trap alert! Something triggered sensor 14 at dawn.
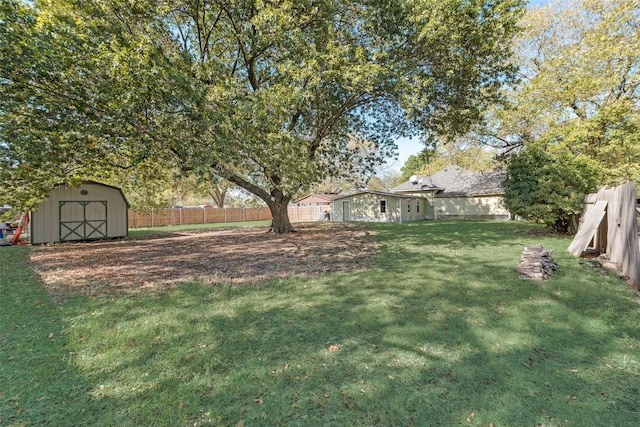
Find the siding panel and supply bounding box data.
[31,182,129,244]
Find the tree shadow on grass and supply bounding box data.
[0,246,123,426]
[60,264,640,425]
[7,221,640,426]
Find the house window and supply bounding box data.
[407,200,411,213]
[416,200,420,213]
[380,200,387,214]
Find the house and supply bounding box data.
[31,181,130,244]
[392,165,510,220]
[332,191,427,223]
[294,193,343,208]
[332,165,509,223]
[292,193,343,220]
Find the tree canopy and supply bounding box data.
[1,0,525,232]
[458,0,640,231]
[484,0,640,180]
[400,140,497,180]
[503,141,599,232]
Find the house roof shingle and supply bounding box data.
[391,165,505,197]
[391,176,442,192]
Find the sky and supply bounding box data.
[386,0,549,173]
[386,136,423,173]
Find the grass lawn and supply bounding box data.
[2,220,640,426]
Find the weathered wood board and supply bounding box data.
[610,182,639,287]
[568,200,608,256]
[569,182,640,289]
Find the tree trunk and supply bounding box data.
[267,197,295,233]
[210,185,226,208]
[215,166,295,233]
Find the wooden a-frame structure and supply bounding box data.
[569,182,640,289]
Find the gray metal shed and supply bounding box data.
[31,181,129,244]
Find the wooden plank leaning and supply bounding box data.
[568,200,608,256]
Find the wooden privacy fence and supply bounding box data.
[288,205,332,221]
[569,181,640,289]
[128,205,331,228]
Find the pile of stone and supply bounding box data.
[517,245,557,280]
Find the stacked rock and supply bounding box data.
[517,245,558,280]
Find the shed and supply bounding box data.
[332,191,425,223]
[31,181,129,244]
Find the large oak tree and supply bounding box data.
[1,0,524,232]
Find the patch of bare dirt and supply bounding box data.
[28,222,378,300]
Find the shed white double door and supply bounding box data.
[59,201,108,242]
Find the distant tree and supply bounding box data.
[307,177,355,196]
[366,170,404,191]
[400,140,496,179]
[400,149,434,180]
[206,181,230,209]
[425,142,496,175]
[224,189,266,209]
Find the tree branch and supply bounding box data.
[309,92,369,158]
[211,162,272,203]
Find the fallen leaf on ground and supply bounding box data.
[30,223,379,301]
[328,345,339,352]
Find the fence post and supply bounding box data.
[242,207,245,222]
